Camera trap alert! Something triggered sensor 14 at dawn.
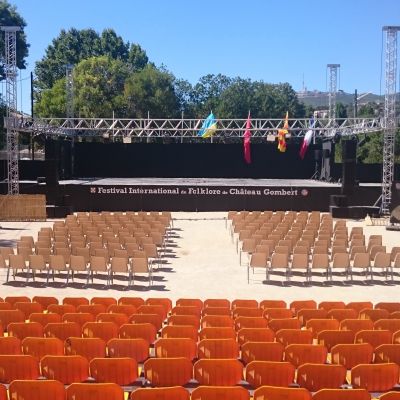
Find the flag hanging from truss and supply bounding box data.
[277,111,288,152]
[243,111,252,164]
[198,112,217,138]
[299,115,315,159]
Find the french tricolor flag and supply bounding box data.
[299,116,315,160]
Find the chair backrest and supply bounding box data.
[137,304,167,320]
[192,386,250,400]
[260,300,287,309]
[63,312,95,328]
[107,304,137,317]
[352,253,370,269]
[232,299,258,309]
[339,319,373,333]
[197,338,239,359]
[296,363,346,391]
[285,344,327,367]
[14,301,43,320]
[355,329,392,349]
[235,316,268,331]
[89,357,138,385]
[118,297,145,308]
[379,392,400,400]
[22,337,63,360]
[263,307,293,320]
[290,300,317,314]
[0,309,25,331]
[270,252,289,267]
[77,303,107,317]
[66,383,124,400]
[130,313,163,331]
[160,325,198,341]
[155,338,197,360]
[107,338,149,363]
[119,323,157,344]
[8,322,43,340]
[375,302,400,313]
[312,389,371,400]
[0,354,39,383]
[144,357,193,386]
[351,363,399,392]
[96,313,128,328]
[326,308,357,322]
[111,257,129,272]
[373,251,391,267]
[9,379,65,400]
[233,307,263,318]
[374,318,400,333]
[82,321,119,342]
[374,344,400,365]
[249,252,268,268]
[199,327,236,340]
[65,337,106,360]
[201,315,234,329]
[131,387,190,400]
[245,360,295,388]
[331,343,373,369]
[346,300,373,312]
[236,327,275,346]
[253,386,311,400]
[317,330,355,351]
[275,328,313,347]
[241,341,284,365]
[268,318,301,332]
[204,299,231,308]
[306,319,340,338]
[297,309,328,326]
[47,303,76,315]
[194,358,243,386]
[90,256,108,272]
[70,255,87,271]
[176,298,203,310]
[0,336,22,355]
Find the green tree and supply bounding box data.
[0,0,29,73]
[34,78,66,117]
[128,43,149,72]
[124,65,179,118]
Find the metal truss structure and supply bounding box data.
[327,64,340,121]
[65,64,74,119]
[13,116,384,139]
[381,26,400,215]
[1,26,20,195]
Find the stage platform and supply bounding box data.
[12,178,381,213]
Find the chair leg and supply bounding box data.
[6,266,10,282]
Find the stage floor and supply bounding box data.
[40,177,380,188]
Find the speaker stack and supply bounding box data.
[341,139,358,195]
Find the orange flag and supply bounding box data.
[277,111,288,152]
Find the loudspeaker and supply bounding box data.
[341,139,357,161]
[314,150,322,161]
[330,195,348,207]
[45,159,59,186]
[390,181,400,223]
[341,140,357,194]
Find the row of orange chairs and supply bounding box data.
[1,354,400,392]
[3,381,399,400]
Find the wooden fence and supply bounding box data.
[0,195,46,221]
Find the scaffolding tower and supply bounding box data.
[65,64,74,119]
[327,64,340,122]
[381,26,400,214]
[1,26,20,195]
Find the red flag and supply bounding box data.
[244,112,251,164]
[277,111,288,152]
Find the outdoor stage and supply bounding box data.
[15,177,382,214]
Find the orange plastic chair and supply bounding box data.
[359,308,390,322]
[204,299,231,308]
[48,303,76,315]
[144,357,193,386]
[66,383,124,400]
[41,355,89,384]
[374,318,400,333]
[346,301,373,314]
[82,321,118,342]
[376,302,400,314]
[176,298,203,311]
[284,344,327,367]
[268,318,301,332]
[0,354,39,382]
[191,386,250,400]
[379,393,400,400]
[107,304,137,317]
[63,312,95,328]
[275,329,313,347]
[107,338,149,362]
[155,338,197,360]
[245,360,295,388]
[306,319,340,338]
[374,344,400,365]
[171,305,201,318]
[22,337,63,360]
[355,329,392,349]
[120,323,157,344]
[77,303,107,317]
[318,301,346,311]
[339,319,374,333]
[199,327,236,340]
[194,358,243,386]
[96,313,129,328]
[0,336,21,355]
[130,314,163,331]
[29,312,61,326]
[14,301,43,320]
[253,386,311,400]
[235,316,268,331]
[131,387,190,400]
[331,343,373,369]
[0,309,25,331]
[297,309,328,326]
[9,380,65,400]
[118,297,145,308]
[233,307,263,318]
[8,321,43,339]
[290,300,317,314]
[260,300,287,309]
[263,307,293,321]
[145,298,173,314]
[326,308,357,322]
[312,389,371,400]
[159,324,198,341]
[65,337,106,360]
[317,330,355,351]
[91,297,117,308]
[237,327,274,346]
[168,315,200,329]
[296,363,346,391]
[44,321,81,341]
[63,297,90,308]
[90,357,138,385]
[201,315,234,329]
[351,363,399,392]
[33,296,59,309]
[232,299,258,309]
[197,338,239,359]
[138,304,168,320]
[5,296,30,307]
[241,341,284,365]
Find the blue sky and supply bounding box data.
[9,0,400,114]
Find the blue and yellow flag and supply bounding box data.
[198,113,217,138]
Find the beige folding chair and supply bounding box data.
[8,254,26,282]
[331,252,351,280]
[372,252,392,281]
[131,257,153,287]
[110,257,132,287]
[89,256,111,287]
[248,252,268,284]
[310,253,330,282]
[290,253,310,282]
[70,255,90,286]
[268,252,289,281]
[47,255,70,284]
[27,254,47,282]
[240,239,256,265]
[351,252,371,281]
